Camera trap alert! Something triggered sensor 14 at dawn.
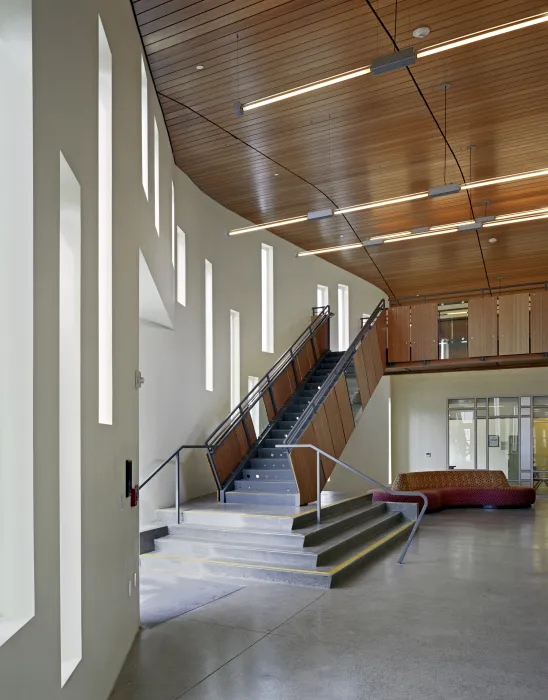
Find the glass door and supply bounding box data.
[488,397,519,481]
[533,396,548,494]
[448,399,475,469]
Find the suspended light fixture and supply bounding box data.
[295,206,548,256]
[235,12,548,114]
[227,167,548,236]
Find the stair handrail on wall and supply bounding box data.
[282,298,386,450]
[203,305,333,497]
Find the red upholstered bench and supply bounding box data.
[373,470,536,513]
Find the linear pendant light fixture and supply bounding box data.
[295,205,548,256]
[227,167,548,236]
[235,12,548,114]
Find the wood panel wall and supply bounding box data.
[387,306,410,362]
[468,296,498,357]
[289,321,387,504]
[294,340,315,382]
[212,416,256,489]
[531,291,548,353]
[410,303,438,361]
[313,321,329,358]
[499,293,530,355]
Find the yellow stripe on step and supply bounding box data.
[143,521,414,577]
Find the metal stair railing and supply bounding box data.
[138,306,333,516]
[280,444,428,564]
[282,298,385,449]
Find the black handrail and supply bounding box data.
[138,306,333,514]
[204,305,332,449]
[283,298,386,448]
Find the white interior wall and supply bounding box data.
[138,171,385,524]
[326,377,392,493]
[391,367,548,476]
[0,1,386,698]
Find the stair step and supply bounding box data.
[271,429,291,439]
[263,438,287,448]
[249,457,291,469]
[225,491,301,506]
[142,518,414,588]
[242,469,293,481]
[277,420,298,430]
[258,447,288,458]
[234,479,298,494]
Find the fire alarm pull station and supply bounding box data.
[131,486,139,508]
[126,460,132,498]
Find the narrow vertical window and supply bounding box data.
[338,284,349,350]
[317,284,329,309]
[98,17,112,425]
[177,228,186,306]
[59,153,82,685]
[205,260,213,391]
[154,118,159,235]
[230,310,240,410]
[261,243,274,353]
[0,0,34,646]
[171,182,175,267]
[248,376,260,435]
[388,395,392,485]
[141,57,148,198]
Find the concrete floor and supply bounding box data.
[111,501,548,700]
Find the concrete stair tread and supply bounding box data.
[142,519,415,587]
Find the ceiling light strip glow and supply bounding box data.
[462,168,548,190]
[484,213,548,228]
[335,192,428,215]
[416,12,548,58]
[241,66,371,112]
[297,205,548,256]
[296,242,363,257]
[228,215,307,236]
[228,167,548,236]
[238,13,548,113]
[383,229,458,243]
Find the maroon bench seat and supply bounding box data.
[372,470,535,512]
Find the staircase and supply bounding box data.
[227,351,344,506]
[142,494,414,588]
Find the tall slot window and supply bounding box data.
[141,57,148,198]
[317,284,329,309]
[0,0,34,646]
[171,182,175,267]
[205,260,213,391]
[261,243,274,353]
[98,17,112,425]
[230,310,240,410]
[59,154,82,685]
[154,118,159,235]
[338,284,349,350]
[177,228,186,306]
[248,376,260,435]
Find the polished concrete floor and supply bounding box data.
[111,502,548,700]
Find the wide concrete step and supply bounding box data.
[142,518,414,588]
[234,479,297,494]
[155,511,402,570]
[225,490,301,506]
[155,493,375,530]
[241,468,294,481]
[160,501,389,551]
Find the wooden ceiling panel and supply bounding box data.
[133,0,548,297]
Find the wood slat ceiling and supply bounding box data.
[132,0,548,298]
